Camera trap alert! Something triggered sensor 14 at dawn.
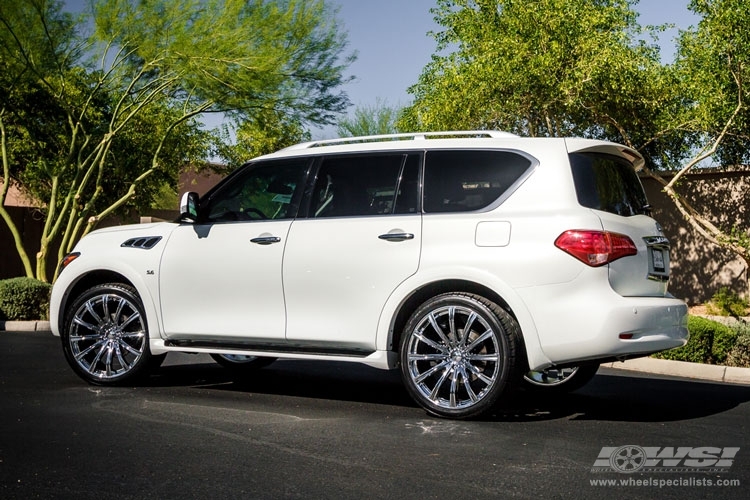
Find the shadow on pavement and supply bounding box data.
[146,358,750,422]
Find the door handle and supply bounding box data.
[378,232,414,242]
[250,236,281,245]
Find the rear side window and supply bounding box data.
[309,153,420,217]
[423,150,533,213]
[570,152,648,217]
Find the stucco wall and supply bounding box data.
[641,170,750,305]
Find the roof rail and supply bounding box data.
[282,130,519,151]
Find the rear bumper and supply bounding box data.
[518,282,688,370]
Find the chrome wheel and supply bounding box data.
[522,363,599,393]
[210,353,276,371]
[400,293,518,419]
[63,284,153,384]
[524,367,580,387]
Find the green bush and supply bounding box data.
[653,316,737,364]
[0,277,52,321]
[726,323,750,368]
[706,287,749,317]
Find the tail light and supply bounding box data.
[555,230,637,267]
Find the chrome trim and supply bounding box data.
[121,236,162,249]
[378,232,415,241]
[250,236,281,245]
[643,236,670,248]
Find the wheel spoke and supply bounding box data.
[88,343,109,374]
[72,316,98,332]
[114,342,130,371]
[465,362,494,386]
[113,297,126,323]
[102,296,112,322]
[427,312,452,347]
[448,307,457,344]
[429,365,452,401]
[408,352,448,362]
[104,344,115,376]
[414,330,447,353]
[119,311,141,330]
[459,365,479,402]
[118,339,142,357]
[460,312,478,346]
[466,353,499,362]
[84,301,104,326]
[466,329,493,351]
[414,360,450,384]
[449,368,459,407]
[70,332,103,342]
[74,338,106,361]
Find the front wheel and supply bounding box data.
[399,293,520,419]
[523,364,599,393]
[62,283,160,385]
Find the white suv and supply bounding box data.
[50,131,688,419]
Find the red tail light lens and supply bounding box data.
[555,230,637,267]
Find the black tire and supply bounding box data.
[210,353,276,371]
[61,283,159,385]
[399,293,520,419]
[522,364,599,393]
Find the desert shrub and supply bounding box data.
[706,287,749,317]
[726,323,750,368]
[0,277,52,321]
[653,316,737,364]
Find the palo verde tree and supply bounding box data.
[643,0,750,265]
[336,99,402,137]
[213,109,311,171]
[400,0,750,271]
[0,0,353,282]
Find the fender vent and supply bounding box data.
[121,236,162,249]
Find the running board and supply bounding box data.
[164,337,374,358]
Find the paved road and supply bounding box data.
[2,332,749,500]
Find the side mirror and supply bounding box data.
[179,192,199,222]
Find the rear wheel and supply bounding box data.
[400,293,520,419]
[62,283,161,385]
[523,364,599,393]
[210,353,276,371]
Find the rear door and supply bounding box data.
[282,152,422,352]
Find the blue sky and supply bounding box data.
[334,0,699,109]
[63,0,701,138]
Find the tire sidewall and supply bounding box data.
[62,283,154,386]
[399,293,517,419]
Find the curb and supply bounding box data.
[603,357,750,386]
[3,321,750,386]
[0,320,51,332]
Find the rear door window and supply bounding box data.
[423,150,533,213]
[309,153,420,217]
[569,152,649,217]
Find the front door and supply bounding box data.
[158,159,310,341]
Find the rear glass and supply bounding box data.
[569,152,648,217]
[423,150,532,213]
